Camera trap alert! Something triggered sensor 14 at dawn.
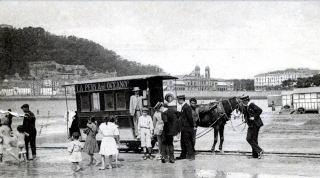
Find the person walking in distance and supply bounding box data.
[240,95,264,159]
[271,101,275,111]
[129,87,143,137]
[176,95,195,161]
[21,104,37,160]
[5,109,15,131]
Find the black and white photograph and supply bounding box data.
[0,1,320,177]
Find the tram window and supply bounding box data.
[293,94,298,100]
[311,93,317,98]
[299,95,304,99]
[104,92,114,110]
[91,93,100,111]
[116,91,126,110]
[80,93,90,111]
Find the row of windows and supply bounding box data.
[294,103,318,110]
[80,91,126,112]
[186,81,215,86]
[255,76,298,82]
[283,94,320,100]
[293,93,320,99]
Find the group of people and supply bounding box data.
[129,86,200,162]
[0,104,37,163]
[68,115,120,171]
[130,86,264,162]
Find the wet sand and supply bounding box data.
[0,149,319,178]
[2,106,320,177]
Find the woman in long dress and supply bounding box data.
[98,115,120,170]
[83,116,100,166]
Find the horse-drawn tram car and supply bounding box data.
[281,87,320,114]
[63,75,178,150]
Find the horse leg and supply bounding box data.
[218,124,225,154]
[211,126,219,153]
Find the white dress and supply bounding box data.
[99,122,119,156]
[68,140,83,162]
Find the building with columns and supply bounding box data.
[163,65,234,91]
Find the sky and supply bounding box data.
[1,2,320,79]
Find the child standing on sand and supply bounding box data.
[98,115,120,170]
[83,116,100,166]
[68,132,82,172]
[138,108,154,160]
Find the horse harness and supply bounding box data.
[195,98,246,139]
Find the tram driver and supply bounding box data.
[129,87,143,137]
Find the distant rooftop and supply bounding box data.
[255,68,319,77]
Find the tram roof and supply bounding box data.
[280,87,320,95]
[62,75,178,86]
[292,87,320,94]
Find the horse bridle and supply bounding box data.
[221,98,247,132]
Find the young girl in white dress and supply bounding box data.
[68,132,82,172]
[98,115,120,170]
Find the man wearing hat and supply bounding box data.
[130,87,143,137]
[240,94,264,159]
[176,95,195,161]
[156,102,179,163]
[21,104,37,160]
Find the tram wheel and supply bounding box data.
[297,107,305,114]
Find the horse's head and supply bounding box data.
[232,97,246,114]
[223,96,245,115]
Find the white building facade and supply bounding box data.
[254,70,312,91]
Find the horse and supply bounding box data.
[196,97,243,154]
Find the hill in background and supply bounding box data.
[0,26,164,79]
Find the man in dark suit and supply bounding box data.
[21,104,37,160]
[240,95,264,159]
[156,102,179,163]
[176,95,195,161]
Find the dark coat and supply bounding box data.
[161,108,179,136]
[179,103,194,131]
[22,111,36,134]
[244,102,264,127]
[69,114,81,138]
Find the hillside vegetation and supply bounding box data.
[0,26,163,79]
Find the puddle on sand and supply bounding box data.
[195,170,316,178]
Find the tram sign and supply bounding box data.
[75,80,129,93]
